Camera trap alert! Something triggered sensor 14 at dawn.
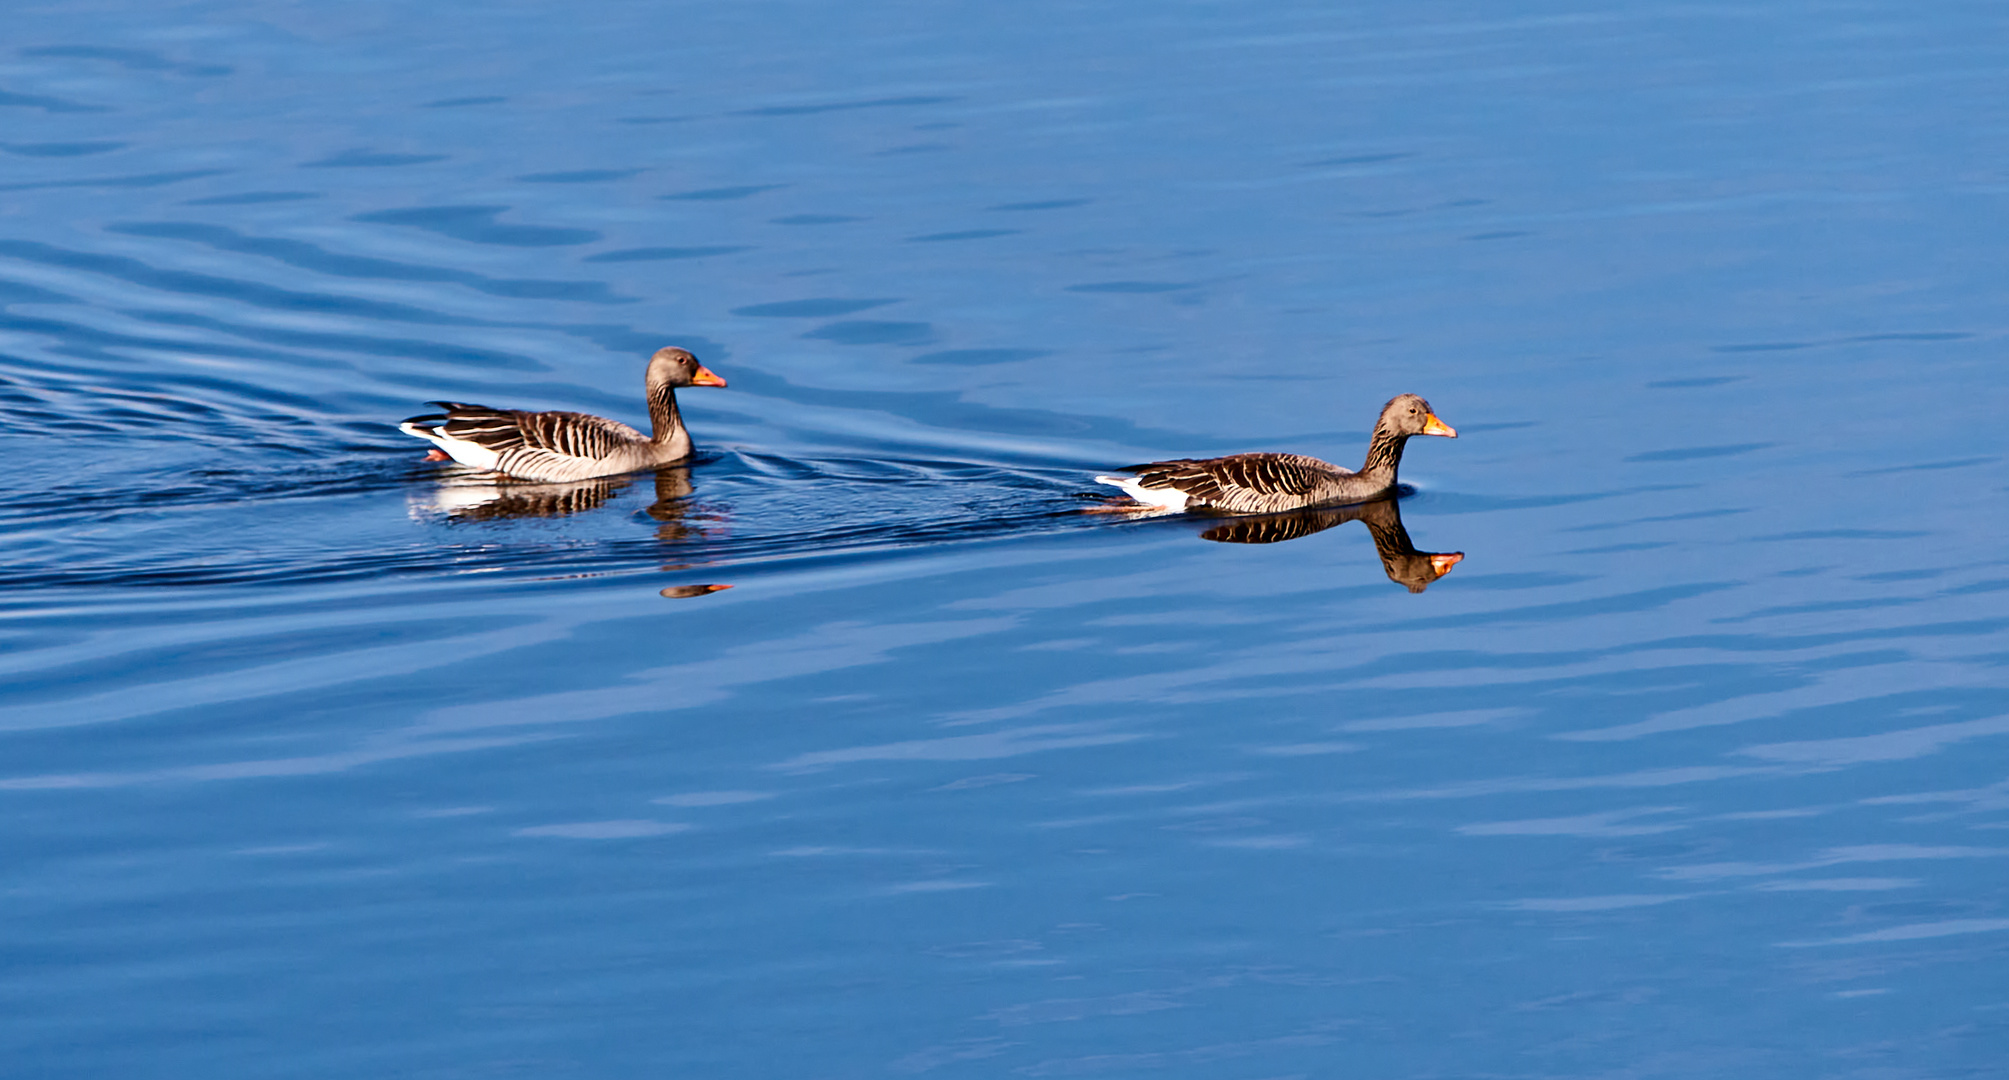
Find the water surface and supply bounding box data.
[3,2,2008,1076]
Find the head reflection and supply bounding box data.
[660,583,732,599]
[1198,496,1463,592]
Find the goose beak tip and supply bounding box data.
[1422,413,1457,438]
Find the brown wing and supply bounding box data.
[1125,453,1340,513]
[416,402,644,460]
[505,408,646,461]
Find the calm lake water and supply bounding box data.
[5,1,2008,1076]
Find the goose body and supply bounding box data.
[400,347,726,482]
[1097,393,1455,513]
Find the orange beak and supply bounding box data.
[1429,553,1464,577]
[691,366,728,388]
[1421,413,1456,438]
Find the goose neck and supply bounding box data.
[647,381,685,443]
[1359,427,1408,483]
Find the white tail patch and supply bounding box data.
[400,421,502,472]
[1095,474,1190,512]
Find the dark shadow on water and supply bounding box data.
[1196,496,1464,593]
[307,149,448,169]
[351,205,599,246]
[2,140,126,157]
[109,221,627,303]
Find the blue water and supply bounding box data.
[5,2,2008,1075]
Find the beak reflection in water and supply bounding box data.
[1198,496,1464,593]
[660,583,733,599]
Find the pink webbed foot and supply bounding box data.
[423,449,449,462]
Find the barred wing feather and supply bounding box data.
[1126,453,1341,513]
[510,409,647,460]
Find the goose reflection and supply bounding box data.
[413,466,734,594]
[1199,496,1464,592]
[418,473,631,520]
[416,466,706,525]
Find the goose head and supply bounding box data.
[1378,393,1455,438]
[648,347,728,389]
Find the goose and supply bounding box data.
[1096,393,1455,513]
[400,347,726,482]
